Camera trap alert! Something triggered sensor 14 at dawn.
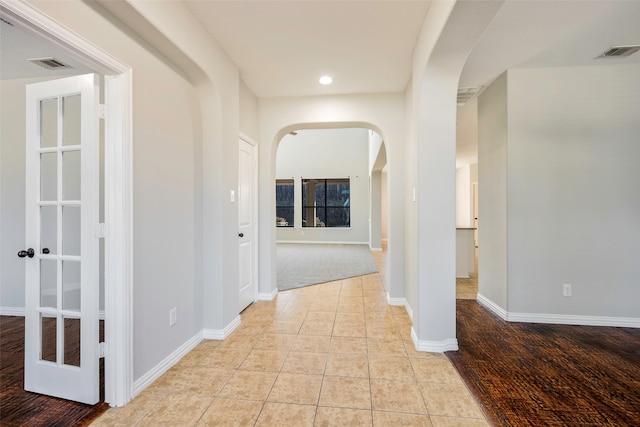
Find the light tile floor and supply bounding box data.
[93,255,488,426]
[456,276,478,300]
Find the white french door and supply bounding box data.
[238,138,257,311]
[23,74,100,404]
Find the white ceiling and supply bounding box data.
[4,1,640,97]
[459,0,640,90]
[183,0,432,98]
[185,0,640,99]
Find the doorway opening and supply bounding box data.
[274,128,388,292]
[0,2,132,409]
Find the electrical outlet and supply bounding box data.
[563,284,572,297]
[169,308,177,326]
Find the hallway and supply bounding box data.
[92,271,487,426]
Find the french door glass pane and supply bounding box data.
[62,95,81,146]
[62,261,81,312]
[40,98,58,148]
[40,259,57,309]
[40,314,57,363]
[40,153,57,201]
[62,206,81,256]
[62,150,81,201]
[63,316,81,367]
[40,206,57,255]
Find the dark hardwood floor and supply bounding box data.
[0,316,108,427]
[448,300,640,426]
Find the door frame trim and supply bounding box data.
[1,0,134,406]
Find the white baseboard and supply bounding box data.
[132,315,244,397]
[508,312,640,328]
[410,327,459,352]
[477,293,508,320]
[477,293,640,328]
[386,293,406,306]
[370,247,382,252]
[257,288,278,301]
[404,302,414,321]
[0,306,25,316]
[386,294,413,321]
[132,331,203,397]
[203,315,241,340]
[456,275,471,279]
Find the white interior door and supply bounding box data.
[23,74,100,404]
[238,138,257,311]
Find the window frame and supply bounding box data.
[301,178,351,228]
[275,179,295,227]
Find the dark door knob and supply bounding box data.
[42,248,50,254]
[18,248,35,258]
[238,233,244,238]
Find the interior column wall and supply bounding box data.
[407,0,503,350]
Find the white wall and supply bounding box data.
[381,170,388,241]
[276,128,370,244]
[368,130,384,172]
[239,79,259,142]
[479,64,640,321]
[478,72,508,309]
[507,64,640,318]
[368,130,386,250]
[456,97,478,167]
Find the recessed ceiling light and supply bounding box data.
[319,75,333,85]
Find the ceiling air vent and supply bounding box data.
[28,57,73,70]
[597,45,640,59]
[457,86,483,106]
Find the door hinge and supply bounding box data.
[98,103,106,119]
[95,223,106,239]
[99,342,106,358]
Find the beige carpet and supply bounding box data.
[277,243,378,291]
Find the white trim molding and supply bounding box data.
[203,315,241,340]
[104,70,134,407]
[404,302,414,322]
[0,306,26,316]
[386,294,413,321]
[257,288,278,301]
[132,332,202,397]
[386,294,406,306]
[477,293,508,320]
[508,312,640,328]
[411,328,459,352]
[478,294,640,328]
[387,298,413,322]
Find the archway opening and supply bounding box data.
[273,127,387,292]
